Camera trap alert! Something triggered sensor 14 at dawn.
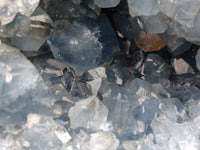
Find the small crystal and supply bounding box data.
[88,131,119,150]
[127,0,160,17]
[68,96,108,131]
[93,0,120,8]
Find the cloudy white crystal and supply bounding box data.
[94,0,121,8]
[88,132,119,150]
[0,0,39,26]
[68,96,109,130]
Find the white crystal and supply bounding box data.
[150,117,199,150]
[196,49,200,71]
[55,129,72,144]
[128,0,160,17]
[18,115,63,150]
[94,0,120,8]
[0,0,39,26]
[88,132,119,150]
[68,96,108,130]
[0,44,54,125]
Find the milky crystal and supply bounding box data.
[98,79,154,137]
[49,16,120,73]
[196,49,200,71]
[160,0,200,27]
[0,13,31,37]
[88,131,119,150]
[127,0,160,17]
[140,13,167,34]
[185,97,200,119]
[93,0,121,8]
[45,0,98,20]
[126,0,200,44]
[10,8,52,51]
[175,10,200,45]
[0,44,54,125]
[68,96,108,130]
[0,0,39,26]
[0,0,18,26]
[17,114,65,150]
[158,98,186,123]
[150,117,199,150]
[133,98,159,122]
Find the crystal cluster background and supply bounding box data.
[0,0,200,150]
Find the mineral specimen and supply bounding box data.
[49,16,120,73]
[68,96,108,131]
[94,0,121,8]
[0,0,200,150]
[0,43,54,125]
[0,0,39,26]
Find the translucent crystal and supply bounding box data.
[174,11,200,45]
[196,49,200,71]
[45,0,98,20]
[10,9,52,51]
[68,96,108,131]
[144,54,170,82]
[133,98,159,122]
[0,0,18,26]
[49,16,120,73]
[158,98,186,123]
[17,114,66,150]
[127,0,160,17]
[108,63,132,85]
[0,13,30,37]
[140,13,167,34]
[98,79,153,137]
[150,117,199,150]
[93,0,120,8]
[185,97,200,119]
[88,131,119,150]
[0,44,54,125]
[15,0,40,17]
[0,0,39,26]
[160,0,200,27]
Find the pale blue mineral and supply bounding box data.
[68,96,108,131]
[0,0,39,26]
[0,44,55,125]
[93,0,121,8]
[49,16,120,73]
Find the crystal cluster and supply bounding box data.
[1,0,200,150]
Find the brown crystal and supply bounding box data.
[136,31,165,52]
